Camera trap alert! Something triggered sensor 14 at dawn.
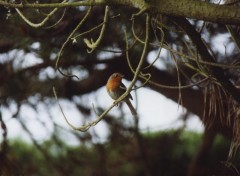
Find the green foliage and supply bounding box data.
[142,130,202,176]
[1,130,237,176]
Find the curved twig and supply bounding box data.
[143,26,164,70]
[15,0,67,28]
[84,6,109,53]
[53,86,118,131]
[55,7,92,79]
[44,7,67,29]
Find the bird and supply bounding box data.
[106,73,137,116]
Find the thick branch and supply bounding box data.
[1,0,240,24]
[171,17,240,103]
[151,0,240,25]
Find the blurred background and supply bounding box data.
[0,0,240,175]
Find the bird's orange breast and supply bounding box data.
[107,80,121,92]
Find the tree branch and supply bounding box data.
[171,16,240,103]
[1,0,240,24]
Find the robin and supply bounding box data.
[106,73,137,116]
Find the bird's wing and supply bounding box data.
[120,82,133,100]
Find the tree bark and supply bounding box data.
[1,0,240,24]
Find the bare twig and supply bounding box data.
[15,0,67,28]
[44,7,67,29]
[84,6,109,53]
[55,7,92,78]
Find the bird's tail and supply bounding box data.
[125,99,137,116]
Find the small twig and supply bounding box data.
[84,6,109,53]
[143,25,164,70]
[92,103,100,116]
[15,0,67,28]
[53,87,82,130]
[131,7,148,20]
[53,86,117,132]
[44,7,67,29]
[74,22,105,39]
[130,73,151,91]
[96,38,138,53]
[170,48,183,107]
[55,7,92,78]
[131,17,144,45]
